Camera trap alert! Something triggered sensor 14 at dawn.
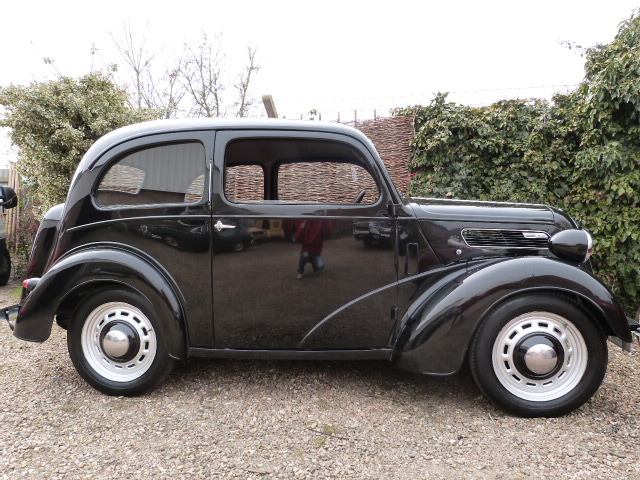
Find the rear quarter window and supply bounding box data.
[96,142,206,207]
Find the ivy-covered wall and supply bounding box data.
[399,13,640,314]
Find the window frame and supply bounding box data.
[91,133,212,211]
[215,130,391,215]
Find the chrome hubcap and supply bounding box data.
[103,329,130,358]
[492,312,588,402]
[100,321,140,361]
[524,343,558,375]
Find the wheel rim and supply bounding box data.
[491,311,588,402]
[81,302,157,382]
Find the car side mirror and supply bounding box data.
[0,186,18,209]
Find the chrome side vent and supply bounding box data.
[462,229,550,249]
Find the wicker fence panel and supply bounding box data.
[343,115,414,195]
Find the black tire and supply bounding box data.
[0,247,10,286]
[67,288,175,396]
[469,294,607,417]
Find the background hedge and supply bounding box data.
[399,13,640,315]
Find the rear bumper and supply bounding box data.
[2,304,20,331]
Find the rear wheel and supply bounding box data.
[68,289,175,396]
[470,294,607,417]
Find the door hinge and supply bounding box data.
[387,202,401,218]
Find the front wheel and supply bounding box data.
[68,289,175,396]
[470,294,607,417]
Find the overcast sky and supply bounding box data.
[1,0,639,166]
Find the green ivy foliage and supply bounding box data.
[400,14,640,314]
[0,72,158,212]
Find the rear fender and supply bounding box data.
[392,256,629,376]
[14,247,187,360]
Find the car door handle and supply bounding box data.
[214,220,236,232]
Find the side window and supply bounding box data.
[96,142,206,207]
[277,162,379,204]
[223,137,380,205]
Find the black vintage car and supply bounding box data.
[4,119,638,417]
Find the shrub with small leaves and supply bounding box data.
[399,12,640,313]
[0,72,159,213]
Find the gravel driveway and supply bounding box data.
[1,279,639,479]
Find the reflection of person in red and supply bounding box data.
[294,220,333,279]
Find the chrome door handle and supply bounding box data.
[214,220,236,232]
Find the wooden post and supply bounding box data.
[6,166,21,248]
[262,95,278,118]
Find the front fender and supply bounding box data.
[14,247,187,360]
[393,256,629,376]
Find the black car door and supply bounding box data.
[211,129,399,350]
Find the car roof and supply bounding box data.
[77,118,373,173]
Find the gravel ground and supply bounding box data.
[1,279,639,479]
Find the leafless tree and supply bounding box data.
[234,46,260,118]
[112,23,157,110]
[181,33,224,117]
[112,27,260,118]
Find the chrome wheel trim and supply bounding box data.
[81,302,157,382]
[491,312,588,402]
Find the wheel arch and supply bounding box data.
[392,256,629,376]
[479,287,614,339]
[14,247,188,360]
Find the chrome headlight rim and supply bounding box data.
[549,229,594,264]
[583,229,594,262]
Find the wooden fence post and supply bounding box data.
[6,166,21,249]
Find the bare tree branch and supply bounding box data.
[111,27,260,119]
[234,46,260,118]
[111,22,159,110]
[111,23,187,118]
[181,33,225,117]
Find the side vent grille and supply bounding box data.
[462,229,550,249]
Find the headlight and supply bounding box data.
[549,229,593,264]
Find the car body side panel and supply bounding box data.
[392,256,631,375]
[13,247,187,359]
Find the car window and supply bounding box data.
[223,137,380,205]
[96,142,206,207]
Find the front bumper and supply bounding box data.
[610,317,640,352]
[2,305,19,331]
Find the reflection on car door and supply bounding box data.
[211,130,399,350]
